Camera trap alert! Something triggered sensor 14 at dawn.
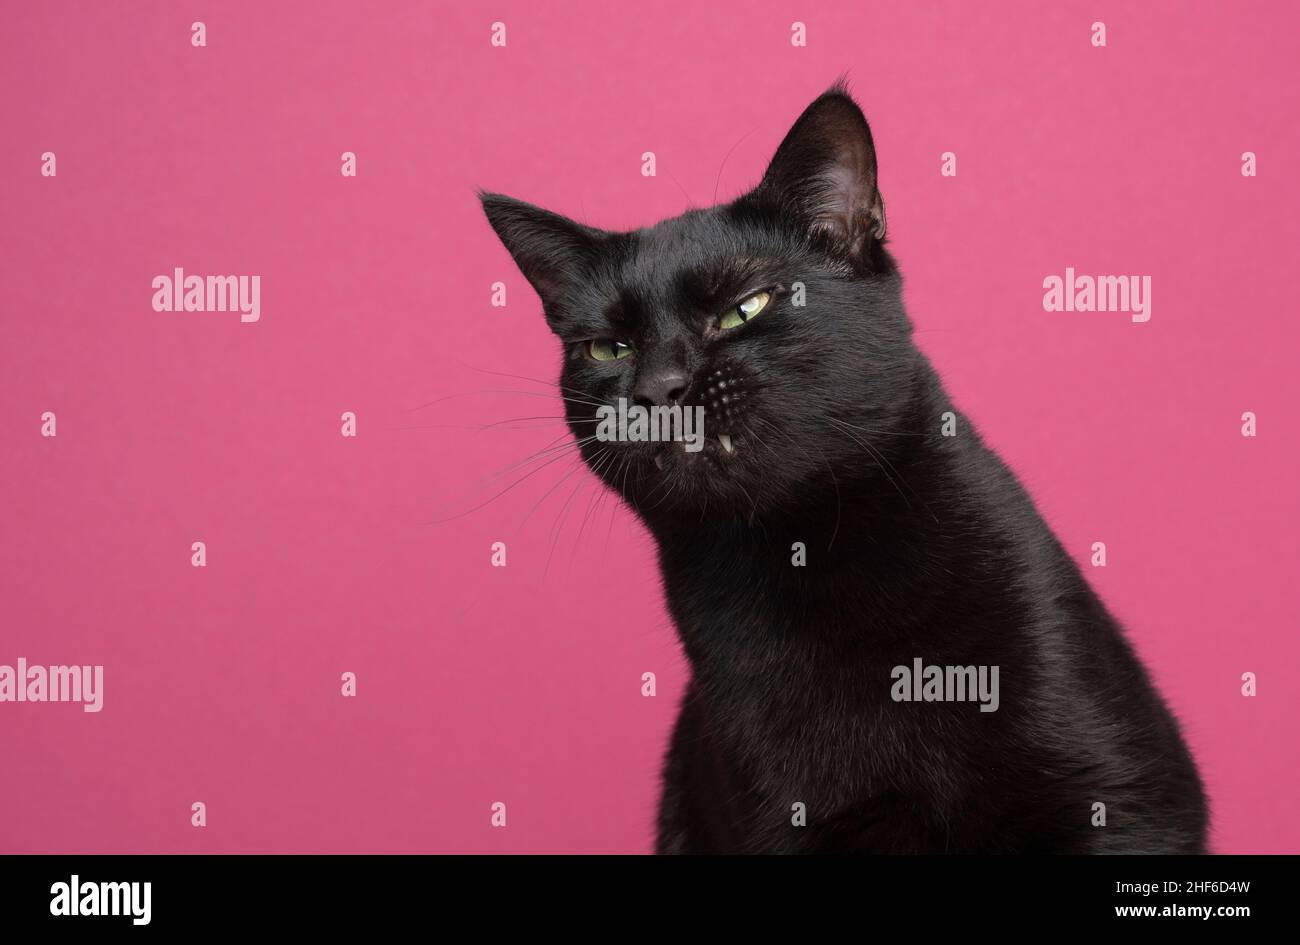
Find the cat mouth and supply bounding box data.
[652,432,737,470]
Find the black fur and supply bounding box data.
[480,83,1207,854]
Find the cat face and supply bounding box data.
[482,85,920,521]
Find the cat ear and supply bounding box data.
[479,192,606,305]
[753,83,886,261]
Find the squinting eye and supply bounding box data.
[588,338,634,361]
[719,290,772,330]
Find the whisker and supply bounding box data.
[713,125,759,204]
[745,417,840,547]
[479,415,602,431]
[427,436,600,524]
[572,450,618,558]
[480,428,610,484]
[521,454,587,530]
[828,416,931,438]
[406,387,606,413]
[454,361,606,407]
[733,479,759,526]
[544,476,590,578]
[546,447,616,575]
[827,417,910,508]
[828,417,939,523]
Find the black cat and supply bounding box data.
[480,83,1207,854]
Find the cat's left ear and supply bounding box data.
[753,83,886,262]
[479,192,607,312]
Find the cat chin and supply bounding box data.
[613,442,772,517]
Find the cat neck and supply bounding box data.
[645,423,967,643]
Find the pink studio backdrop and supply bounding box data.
[1,1,1297,854]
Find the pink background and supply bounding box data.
[1,1,1297,854]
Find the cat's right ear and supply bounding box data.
[479,192,606,311]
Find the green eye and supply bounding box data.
[588,339,634,361]
[719,290,772,330]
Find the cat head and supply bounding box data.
[481,84,921,523]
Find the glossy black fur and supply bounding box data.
[480,84,1207,854]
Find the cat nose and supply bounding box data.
[633,367,688,408]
